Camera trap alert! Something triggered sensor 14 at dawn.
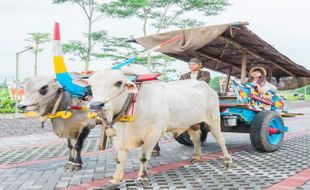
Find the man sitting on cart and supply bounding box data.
[247,66,277,94]
[180,58,211,83]
[180,57,210,130]
[152,58,210,155]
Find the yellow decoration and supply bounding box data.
[118,115,136,122]
[47,111,72,119]
[25,111,72,119]
[53,56,67,74]
[240,91,247,98]
[81,106,88,111]
[87,112,99,119]
[25,111,38,118]
[275,101,283,107]
[87,112,135,122]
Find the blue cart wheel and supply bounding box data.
[267,118,284,145]
[250,111,285,152]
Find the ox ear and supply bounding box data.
[125,81,138,94]
[73,79,89,87]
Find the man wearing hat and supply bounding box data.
[247,66,276,94]
[180,58,211,83]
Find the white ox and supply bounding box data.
[87,70,233,185]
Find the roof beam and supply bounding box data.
[220,36,295,76]
[197,52,241,73]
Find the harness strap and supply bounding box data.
[120,82,142,121]
[51,90,64,115]
[100,93,134,126]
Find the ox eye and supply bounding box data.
[114,81,123,88]
[39,85,48,95]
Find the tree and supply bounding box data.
[53,0,106,70]
[0,88,15,113]
[209,76,221,93]
[100,0,230,79]
[94,35,178,81]
[62,31,111,68]
[25,33,50,76]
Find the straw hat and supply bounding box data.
[249,66,267,77]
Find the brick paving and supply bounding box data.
[298,180,310,190]
[93,134,310,190]
[0,107,309,190]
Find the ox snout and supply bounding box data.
[17,104,27,111]
[88,101,105,111]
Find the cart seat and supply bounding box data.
[219,96,248,108]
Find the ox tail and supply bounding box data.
[53,22,86,98]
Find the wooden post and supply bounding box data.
[241,50,247,83]
[224,66,233,95]
[268,65,273,81]
[98,124,108,150]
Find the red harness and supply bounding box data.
[125,74,160,117]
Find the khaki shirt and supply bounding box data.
[180,70,211,83]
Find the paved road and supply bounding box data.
[0,107,309,190]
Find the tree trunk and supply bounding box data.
[85,18,92,71]
[142,8,153,71]
[34,44,38,76]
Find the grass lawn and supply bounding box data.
[278,92,310,101]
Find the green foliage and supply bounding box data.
[25,32,51,76]
[0,88,15,113]
[63,40,88,63]
[62,31,110,66]
[26,32,50,53]
[148,55,178,81]
[100,0,230,32]
[53,0,106,70]
[94,35,179,81]
[209,76,221,92]
[98,0,230,81]
[295,85,310,94]
[279,85,310,101]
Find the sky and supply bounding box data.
[0,0,310,82]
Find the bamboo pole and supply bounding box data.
[224,66,233,95]
[267,65,273,81]
[241,50,247,83]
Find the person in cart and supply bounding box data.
[180,58,210,130]
[152,58,210,155]
[247,66,277,94]
[180,57,211,83]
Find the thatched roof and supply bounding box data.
[133,22,310,90]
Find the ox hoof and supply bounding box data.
[151,150,160,157]
[64,162,72,170]
[136,177,149,187]
[105,181,125,190]
[224,162,234,170]
[224,158,233,170]
[189,158,202,164]
[68,163,82,171]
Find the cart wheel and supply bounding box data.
[250,111,285,152]
[175,123,208,146]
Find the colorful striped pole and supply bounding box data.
[53,22,87,98]
[53,22,183,98]
[111,34,183,70]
